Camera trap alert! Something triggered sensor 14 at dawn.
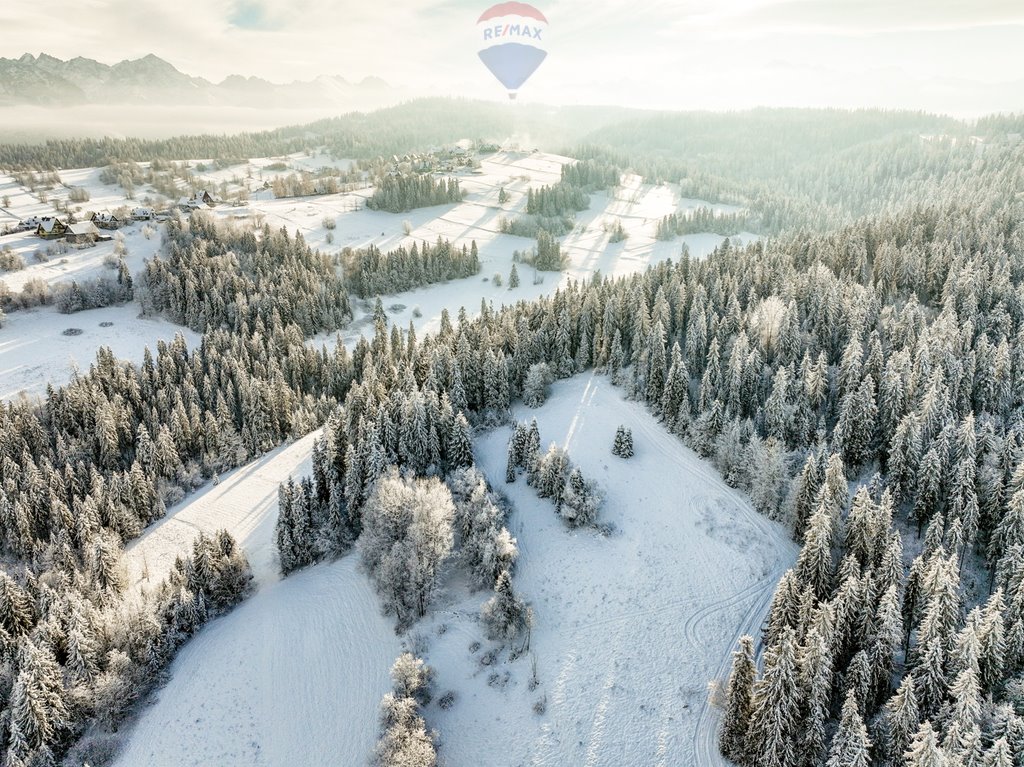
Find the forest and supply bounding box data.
[342,238,481,299]
[0,104,1022,765]
[365,174,462,213]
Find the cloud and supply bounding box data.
[229,0,283,30]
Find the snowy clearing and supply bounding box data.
[115,431,401,767]
[423,374,797,767]
[112,556,400,767]
[0,304,199,402]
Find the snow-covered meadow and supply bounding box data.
[426,374,797,766]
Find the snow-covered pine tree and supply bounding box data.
[560,467,603,528]
[447,412,474,471]
[746,626,801,767]
[612,425,634,458]
[481,569,528,642]
[825,691,872,767]
[719,634,756,762]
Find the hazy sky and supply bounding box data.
[1,0,1022,115]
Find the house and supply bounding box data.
[66,221,100,244]
[17,216,42,232]
[179,191,216,210]
[132,207,154,221]
[90,211,127,230]
[36,217,68,239]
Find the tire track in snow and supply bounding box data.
[690,564,788,767]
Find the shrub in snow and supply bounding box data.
[612,425,634,458]
[374,654,437,767]
[0,248,25,272]
[523,362,553,408]
[493,272,503,287]
[359,469,455,626]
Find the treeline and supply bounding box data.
[525,183,589,218]
[558,157,620,190]
[366,175,462,213]
[269,168,365,199]
[342,238,481,298]
[0,99,642,171]
[54,259,134,314]
[143,212,352,335]
[655,207,758,238]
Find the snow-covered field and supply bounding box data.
[423,374,797,766]
[0,304,198,401]
[113,556,399,767]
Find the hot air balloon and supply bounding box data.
[477,2,548,100]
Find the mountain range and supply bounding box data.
[0,53,400,108]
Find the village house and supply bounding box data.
[36,217,68,239]
[178,190,217,211]
[90,211,127,230]
[66,221,101,244]
[132,207,155,221]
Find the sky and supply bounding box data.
[1,0,1022,116]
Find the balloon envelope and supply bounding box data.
[477,2,548,97]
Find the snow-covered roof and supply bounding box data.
[37,218,67,233]
[67,222,99,236]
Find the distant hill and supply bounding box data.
[0,53,402,108]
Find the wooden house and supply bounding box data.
[66,221,100,244]
[36,217,68,239]
[90,211,127,230]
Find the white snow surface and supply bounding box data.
[114,432,401,767]
[424,374,797,766]
[113,556,398,767]
[0,305,198,402]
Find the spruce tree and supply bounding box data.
[747,627,801,767]
[719,635,756,763]
[612,425,634,458]
[825,691,872,767]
